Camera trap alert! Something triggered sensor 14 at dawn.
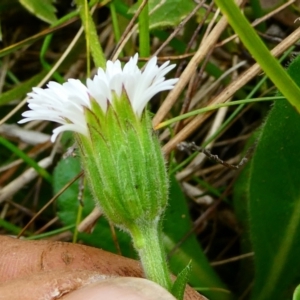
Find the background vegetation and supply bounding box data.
[1,0,300,299]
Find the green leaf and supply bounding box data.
[19,0,57,24]
[53,156,134,257]
[232,138,257,296]
[0,136,52,183]
[293,284,300,300]
[214,0,300,113]
[0,70,48,106]
[171,261,192,300]
[74,0,106,69]
[236,54,300,300]
[128,0,196,30]
[165,176,231,300]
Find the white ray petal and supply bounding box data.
[19,53,178,141]
[51,124,87,142]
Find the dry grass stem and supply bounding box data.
[152,0,244,127]
[162,25,300,155]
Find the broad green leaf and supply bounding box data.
[165,176,231,300]
[235,54,300,300]
[128,0,196,30]
[232,141,256,296]
[19,0,57,24]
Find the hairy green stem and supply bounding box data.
[130,222,172,291]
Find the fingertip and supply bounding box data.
[61,277,176,300]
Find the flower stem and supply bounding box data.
[130,222,172,291]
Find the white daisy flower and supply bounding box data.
[19,54,178,142]
[19,54,179,289]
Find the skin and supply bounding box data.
[0,236,206,300]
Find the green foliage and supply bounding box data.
[234,55,300,300]
[214,0,300,113]
[74,0,106,69]
[165,176,230,300]
[0,136,52,183]
[0,71,48,106]
[6,0,300,298]
[19,0,57,24]
[149,0,196,30]
[249,0,265,31]
[293,284,300,300]
[171,261,192,300]
[128,0,196,30]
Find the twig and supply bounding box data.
[177,141,254,170]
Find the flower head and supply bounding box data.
[19,54,178,142]
[18,55,180,291]
[18,54,177,245]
